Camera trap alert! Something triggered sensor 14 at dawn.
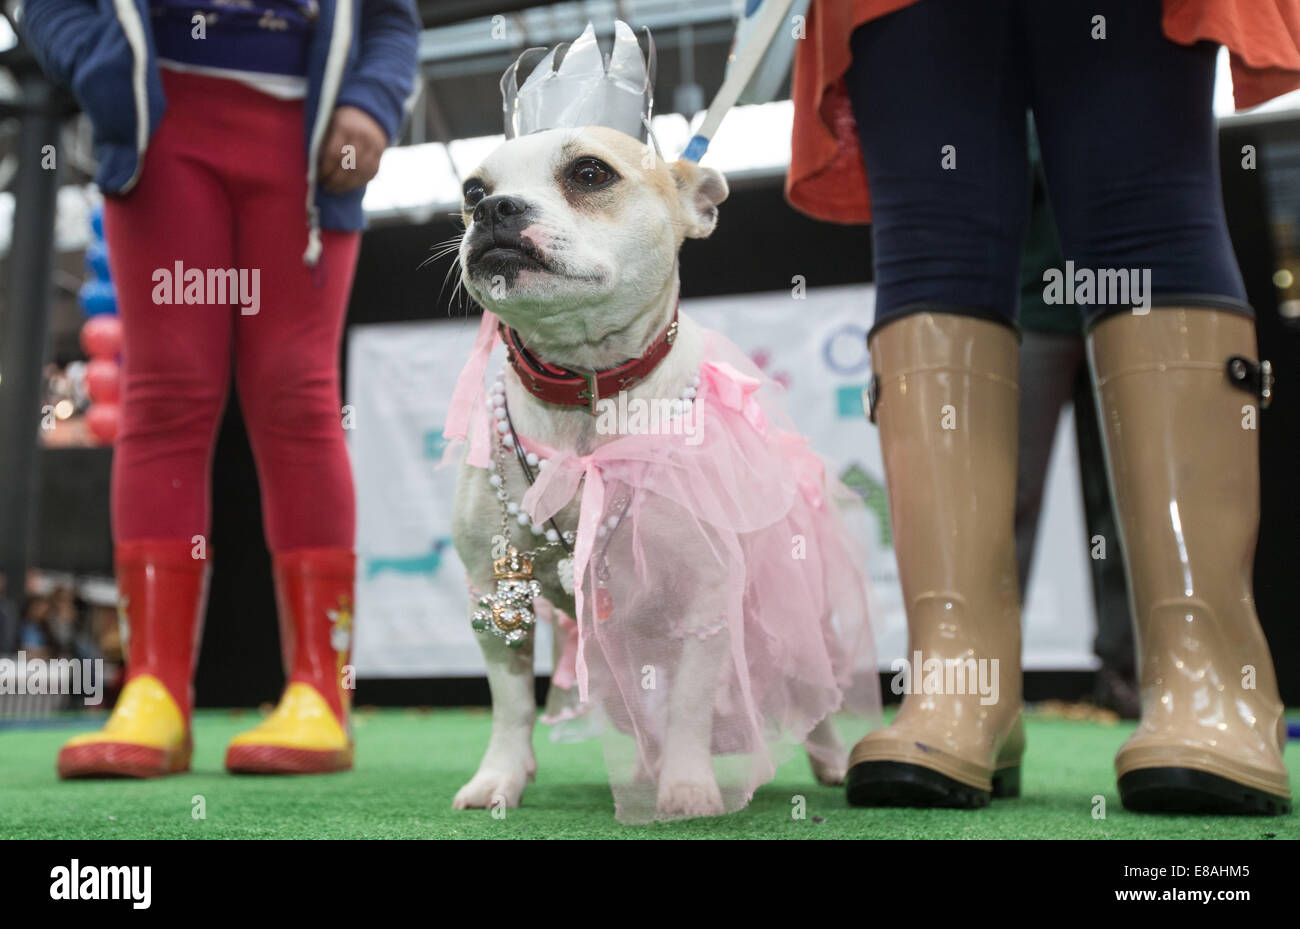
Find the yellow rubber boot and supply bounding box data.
[59,676,193,778]
[226,683,352,774]
[226,548,355,774]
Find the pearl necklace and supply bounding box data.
[471,370,700,647]
[487,374,573,546]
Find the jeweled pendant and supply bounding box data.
[471,547,542,648]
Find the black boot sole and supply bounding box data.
[846,760,1020,809]
[1119,767,1292,816]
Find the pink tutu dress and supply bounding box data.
[445,309,880,822]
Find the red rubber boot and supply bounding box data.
[58,539,209,778]
[225,548,356,774]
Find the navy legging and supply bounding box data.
[846,0,1249,333]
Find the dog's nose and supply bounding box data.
[473,194,529,227]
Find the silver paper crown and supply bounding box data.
[501,21,656,142]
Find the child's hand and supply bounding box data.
[318,105,387,193]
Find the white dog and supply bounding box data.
[447,126,870,821]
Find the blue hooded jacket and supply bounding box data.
[19,0,421,264]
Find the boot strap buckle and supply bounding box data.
[865,374,881,424]
[1226,356,1274,410]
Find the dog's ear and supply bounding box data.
[669,160,728,239]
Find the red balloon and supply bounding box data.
[85,403,121,444]
[81,315,123,360]
[85,359,121,403]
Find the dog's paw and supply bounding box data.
[804,717,847,786]
[452,768,530,811]
[656,776,724,819]
[808,753,847,787]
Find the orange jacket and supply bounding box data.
[787,0,1300,224]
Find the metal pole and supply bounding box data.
[0,71,62,647]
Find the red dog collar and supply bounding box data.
[500,307,680,414]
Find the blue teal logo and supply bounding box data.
[423,429,448,460]
[836,384,869,419]
[365,539,451,580]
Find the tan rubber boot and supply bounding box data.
[847,312,1025,808]
[1088,308,1291,815]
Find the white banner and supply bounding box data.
[345,320,555,677]
[347,285,1096,677]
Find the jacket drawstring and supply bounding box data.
[302,0,354,267]
[304,210,323,266]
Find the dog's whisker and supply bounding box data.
[421,231,471,313]
[422,247,462,269]
[420,234,466,273]
[437,260,465,308]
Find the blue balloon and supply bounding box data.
[90,206,104,240]
[78,279,117,317]
[85,240,111,280]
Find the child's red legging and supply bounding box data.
[103,69,358,552]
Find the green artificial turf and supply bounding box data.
[1,708,1295,839]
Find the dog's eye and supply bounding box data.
[463,180,487,209]
[568,158,617,189]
